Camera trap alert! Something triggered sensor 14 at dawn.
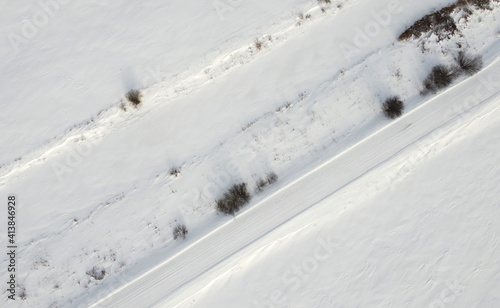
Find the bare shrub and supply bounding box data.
[254,39,263,50]
[382,96,404,119]
[266,172,278,185]
[173,224,188,240]
[169,167,181,177]
[126,89,142,106]
[256,172,278,192]
[422,65,457,94]
[216,183,251,215]
[87,266,106,281]
[18,286,27,300]
[256,178,267,192]
[456,51,483,75]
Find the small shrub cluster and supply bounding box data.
[256,178,267,191]
[216,183,251,215]
[421,51,483,95]
[467,0,495,10]
[87,266,106,281]
[398,5,459,41]
[126,89,142,106]
[173,224,188,240]
[254,39,263,50]
[382,96,405,119]
[398,0,496,42]
[456,51,483,75]
[298,13,311,21]
[266,172,278,185]
[422,64,457,94]
[256,172,278,192]
[169,167,181,178]
[18,287,27,300]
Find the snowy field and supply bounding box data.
[1,0,499,307]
